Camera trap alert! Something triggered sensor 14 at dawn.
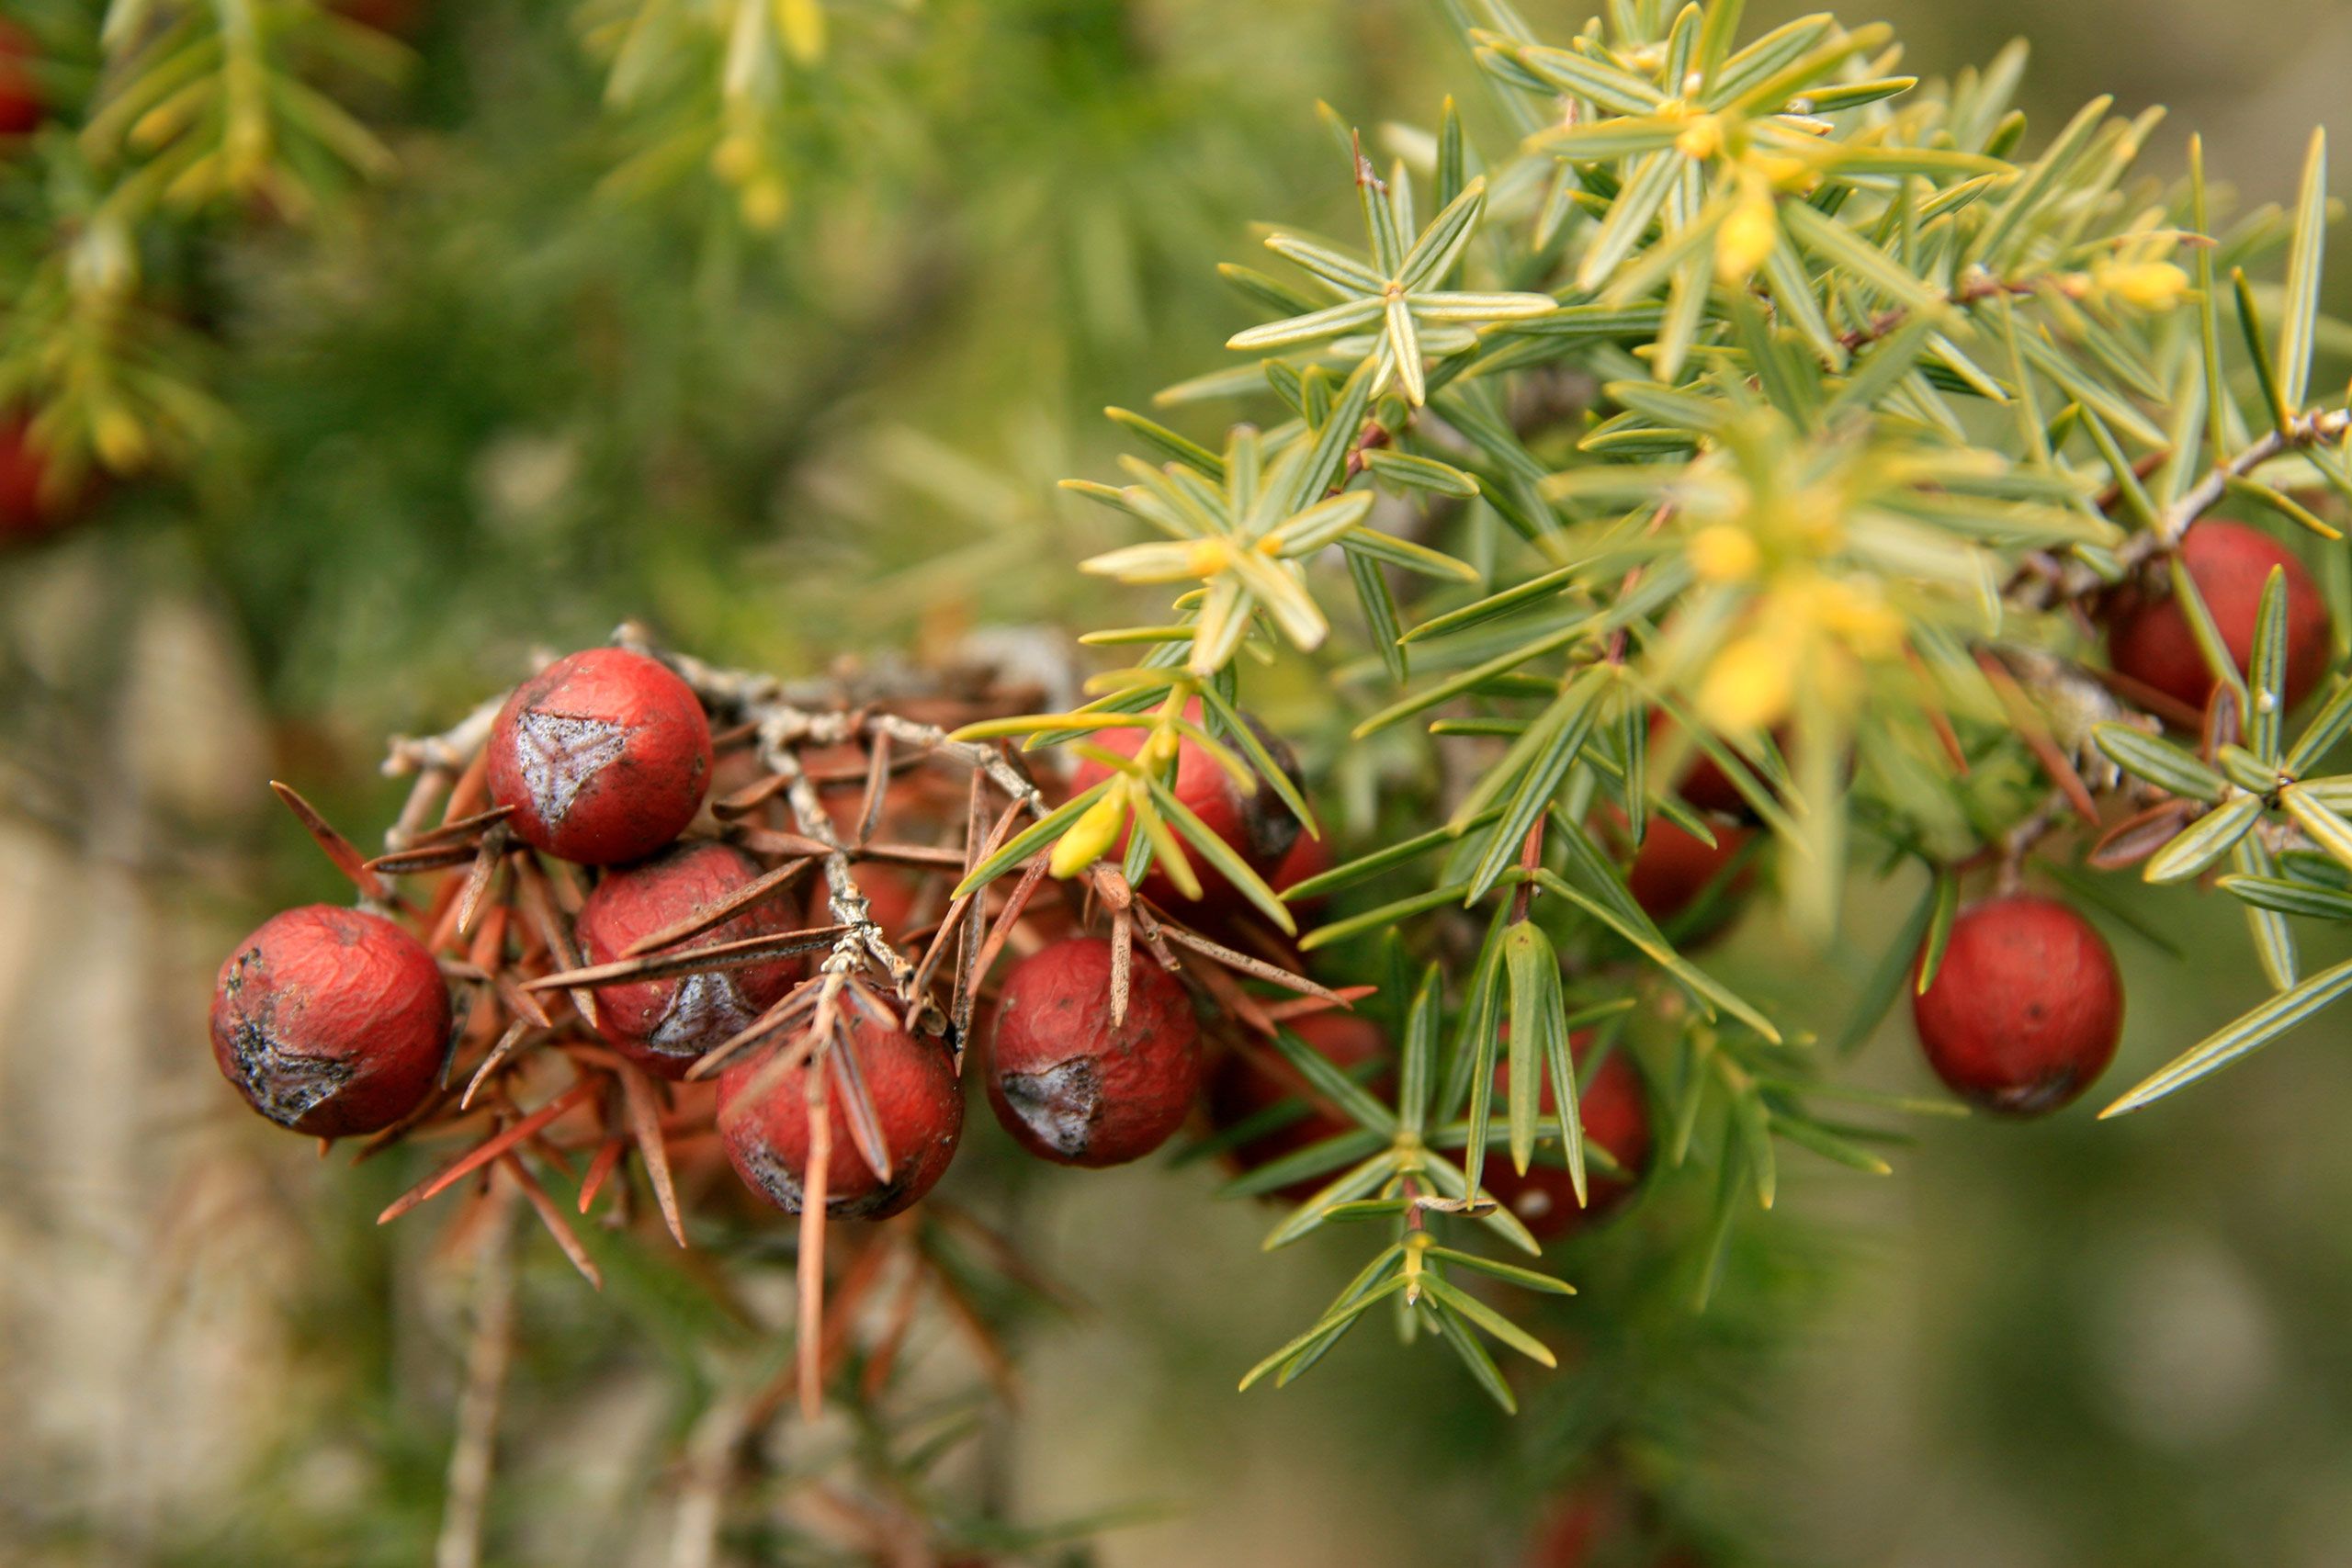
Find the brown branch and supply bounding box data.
[386,690,508,779]
[433,1197,515,1568]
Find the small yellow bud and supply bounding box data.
[131,98,192,152]
[712,132,761,184]
[1715,190,1778,285]
[740,176,789,231]
[2100,260,2189,312]
[1184,538,1232,577]
[92,407,150,473]
[1689,524,1761,581]
[777,0,827,63]
[222,120,269,192]
[1676,115,1724,161]
[1697,636,1795,732]
[1817,581,1905,658]
[1051,788,1127,878]
[1781,487,1846,553]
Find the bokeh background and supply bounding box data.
[7,1,2352,1564]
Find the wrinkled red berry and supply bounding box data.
[1069,700,1302,907]
[487,648,713,864]
[334,0,430,35]
[575,841,802,1079]
[210,905,451,1137]
[1269,826,1333,908]
[1524,1483,1619,1568]
[1207,1010,1389,1201]
[1912,893,2122,1117]
[2106,520,2332,714]
[718,1017,963,1218]
[1621,814,1753,931]
[986,935,1201,1166]
[1481,1035,1652,1242]
[0,417,77,540]
[1523,1479,1700,1568]
[0,21,42,138]
[1649,713,1776,818]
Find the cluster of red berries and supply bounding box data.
[208,647,1668,1250]
[1616,517,2332,949]
[213,649,738,1122]
[211,646,983,1218]
[208,633,2157,1268]
[1041,716,1660,1236]
[1899,523,2314,1118]
[209,649,1406,1235]
[1632,521,2315,1121]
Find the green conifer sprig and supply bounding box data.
[970,0,2352,1401]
